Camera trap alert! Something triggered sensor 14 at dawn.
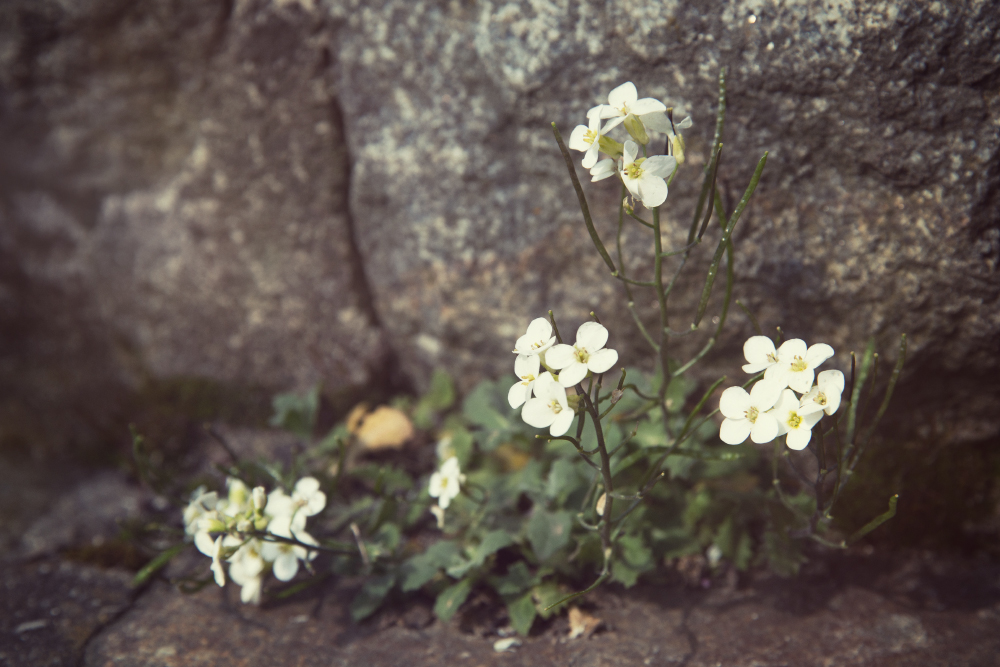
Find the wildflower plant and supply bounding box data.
[131,69,906,637]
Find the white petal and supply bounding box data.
[719,387,751,419]
[623,140,639,165]
[508,382,529,409]
[273,552,300,581]
[677,116,693,129]
[587,348,618,374]
[785,429,812,450]
[514,353,539,378]
[631,98,667,115]
[545,344,576,369]
[522,398,556,428]
[600,116,625,131]
[818,369,845,393]
[824,391,842,416]
[720,418,752,445]
[550,411,574,437]
[639,111,670,132]
[641,155,677,178]
[749,378,783,410]
[750,413,779,444]
[637,175,668,208]
[590,158,617,182]
[576,321,609,351]
[787,368,815,394]
[195,531,216,556]
[568,125,590,152]
[525,318,552,339]
[587,104,609,119]
[623,174,642,198]
[240,577,262,604]
[295,477,320,497]
[582,142,600,169]
[607,81,637,109]
[803,411,823,429]
[742,361,774,374]
[557,361,588,388]
[805,343,835,368]
[776,339,807,361]
[744,336,777,364]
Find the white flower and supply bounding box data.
[252,486,267,513]
[589,157,618,182]
[267,477,326,521]
[765,339,836,394]
[261,514,318,582]
[226,536,266,604]
[513,317,556,356]
[521,372,574,437]
[183,487,218,536]
[210,535,226,587]
[799,370,845,416]
[430,504,446,529]
[546,322,619,388]
[718,379,783,445]
[621,140,676,208]
[769,389,823,450]
[428,456,463,509]
[218,478,251,518]
[508,354,541,409]
[742,335,779,374]
[643,112,693,162]
[594,81,667,133]
[568,109,608,169]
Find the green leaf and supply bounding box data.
[763,530,805,577]
[545,459,585,503]
[532,581,568,619]
[462,379,512,432]
[269,386,320,439]
[413,369,456,428]
[665,373,695,410]
[434,577,474,622]
[526,510,573,562]
[505,591,537,636]
[400,541,461,592]
[132,543,186,587]
[350,572,396,621]
[611,534,654,588]
[490,561,538,596]
[446,530,514,578]
[634,420,669,448]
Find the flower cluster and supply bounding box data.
[507,318,618,436]
[183,476,326,604]
[567,81,692,209]
[720,336,844,450]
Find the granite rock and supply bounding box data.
[332,0,1000,442]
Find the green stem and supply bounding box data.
[551,123,617,273]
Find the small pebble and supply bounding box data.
[493,637,521,653]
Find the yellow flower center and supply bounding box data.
[787,413,802,429]
[767,352,778,363]
[520,373,536,385]
[573,346,590,364]
[584,129,597,145]
[790,356,808,372]
[548,400,563,414]
[746,406,759,423]
[625,162,644,180]
[815,392,827,406]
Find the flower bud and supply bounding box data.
[598,135,623,159]
[671,134,686,164]
[595,492,607,516]
[623,114,649,145]
[252,486,267,513]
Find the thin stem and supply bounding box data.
[626,301,660,353]
[660,241,700,258]
[627,211,655,229]
[551,123,617,273]
[548,310,563,344]
[735,299,763,336]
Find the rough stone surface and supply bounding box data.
[0,0,388,455]
[0,556,133,667]
[83,554,1000,666]
[334,0,1000,443]
[1,0,998,492]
